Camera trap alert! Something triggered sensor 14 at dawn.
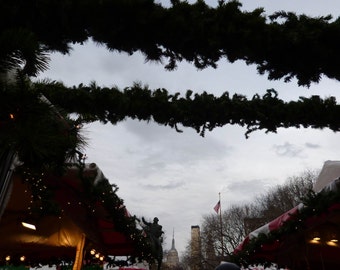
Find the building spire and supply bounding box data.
[171,228,175,250]
[166,227,180,268]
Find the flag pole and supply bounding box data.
[218,192,224,257]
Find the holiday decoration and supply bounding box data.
[231,162,340,269]
[0,162,152,268]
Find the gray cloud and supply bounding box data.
[305,142,321,149]
[140,181,185,190]
[223,179,272,200]
[273,142,303,157]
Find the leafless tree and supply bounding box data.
[254,169,317,224]
[182,169,318,269]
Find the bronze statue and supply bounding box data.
[142,217,164,270]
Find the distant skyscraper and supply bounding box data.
[190,225,201,270]
[166,229,180,268]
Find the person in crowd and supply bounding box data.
[214,261,241,270]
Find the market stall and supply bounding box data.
[232,161,340,270]
[0,163,143,269]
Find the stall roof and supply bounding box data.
[232,161,340,270]
[0,163,139,265]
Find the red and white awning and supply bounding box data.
[232,161,340,269]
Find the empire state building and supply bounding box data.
[165,229,180,268]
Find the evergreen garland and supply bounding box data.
[3,0,340,267]
[35,81,340,138]
[0,73,85,171]
[2,0,340,86]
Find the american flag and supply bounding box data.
[213,200,221,214]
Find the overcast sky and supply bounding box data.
[37,0,340,258]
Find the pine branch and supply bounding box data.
[35,81,340,137]
[1,0,340,85]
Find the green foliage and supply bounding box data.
[2,0,340,137]
[3,0,340,266]
[0,72,84,171]
[0,28,49,76]
[1,0,340,85]
[36,81,340,137]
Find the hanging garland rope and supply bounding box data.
[1,0,340,86]
[35,81,340,138]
